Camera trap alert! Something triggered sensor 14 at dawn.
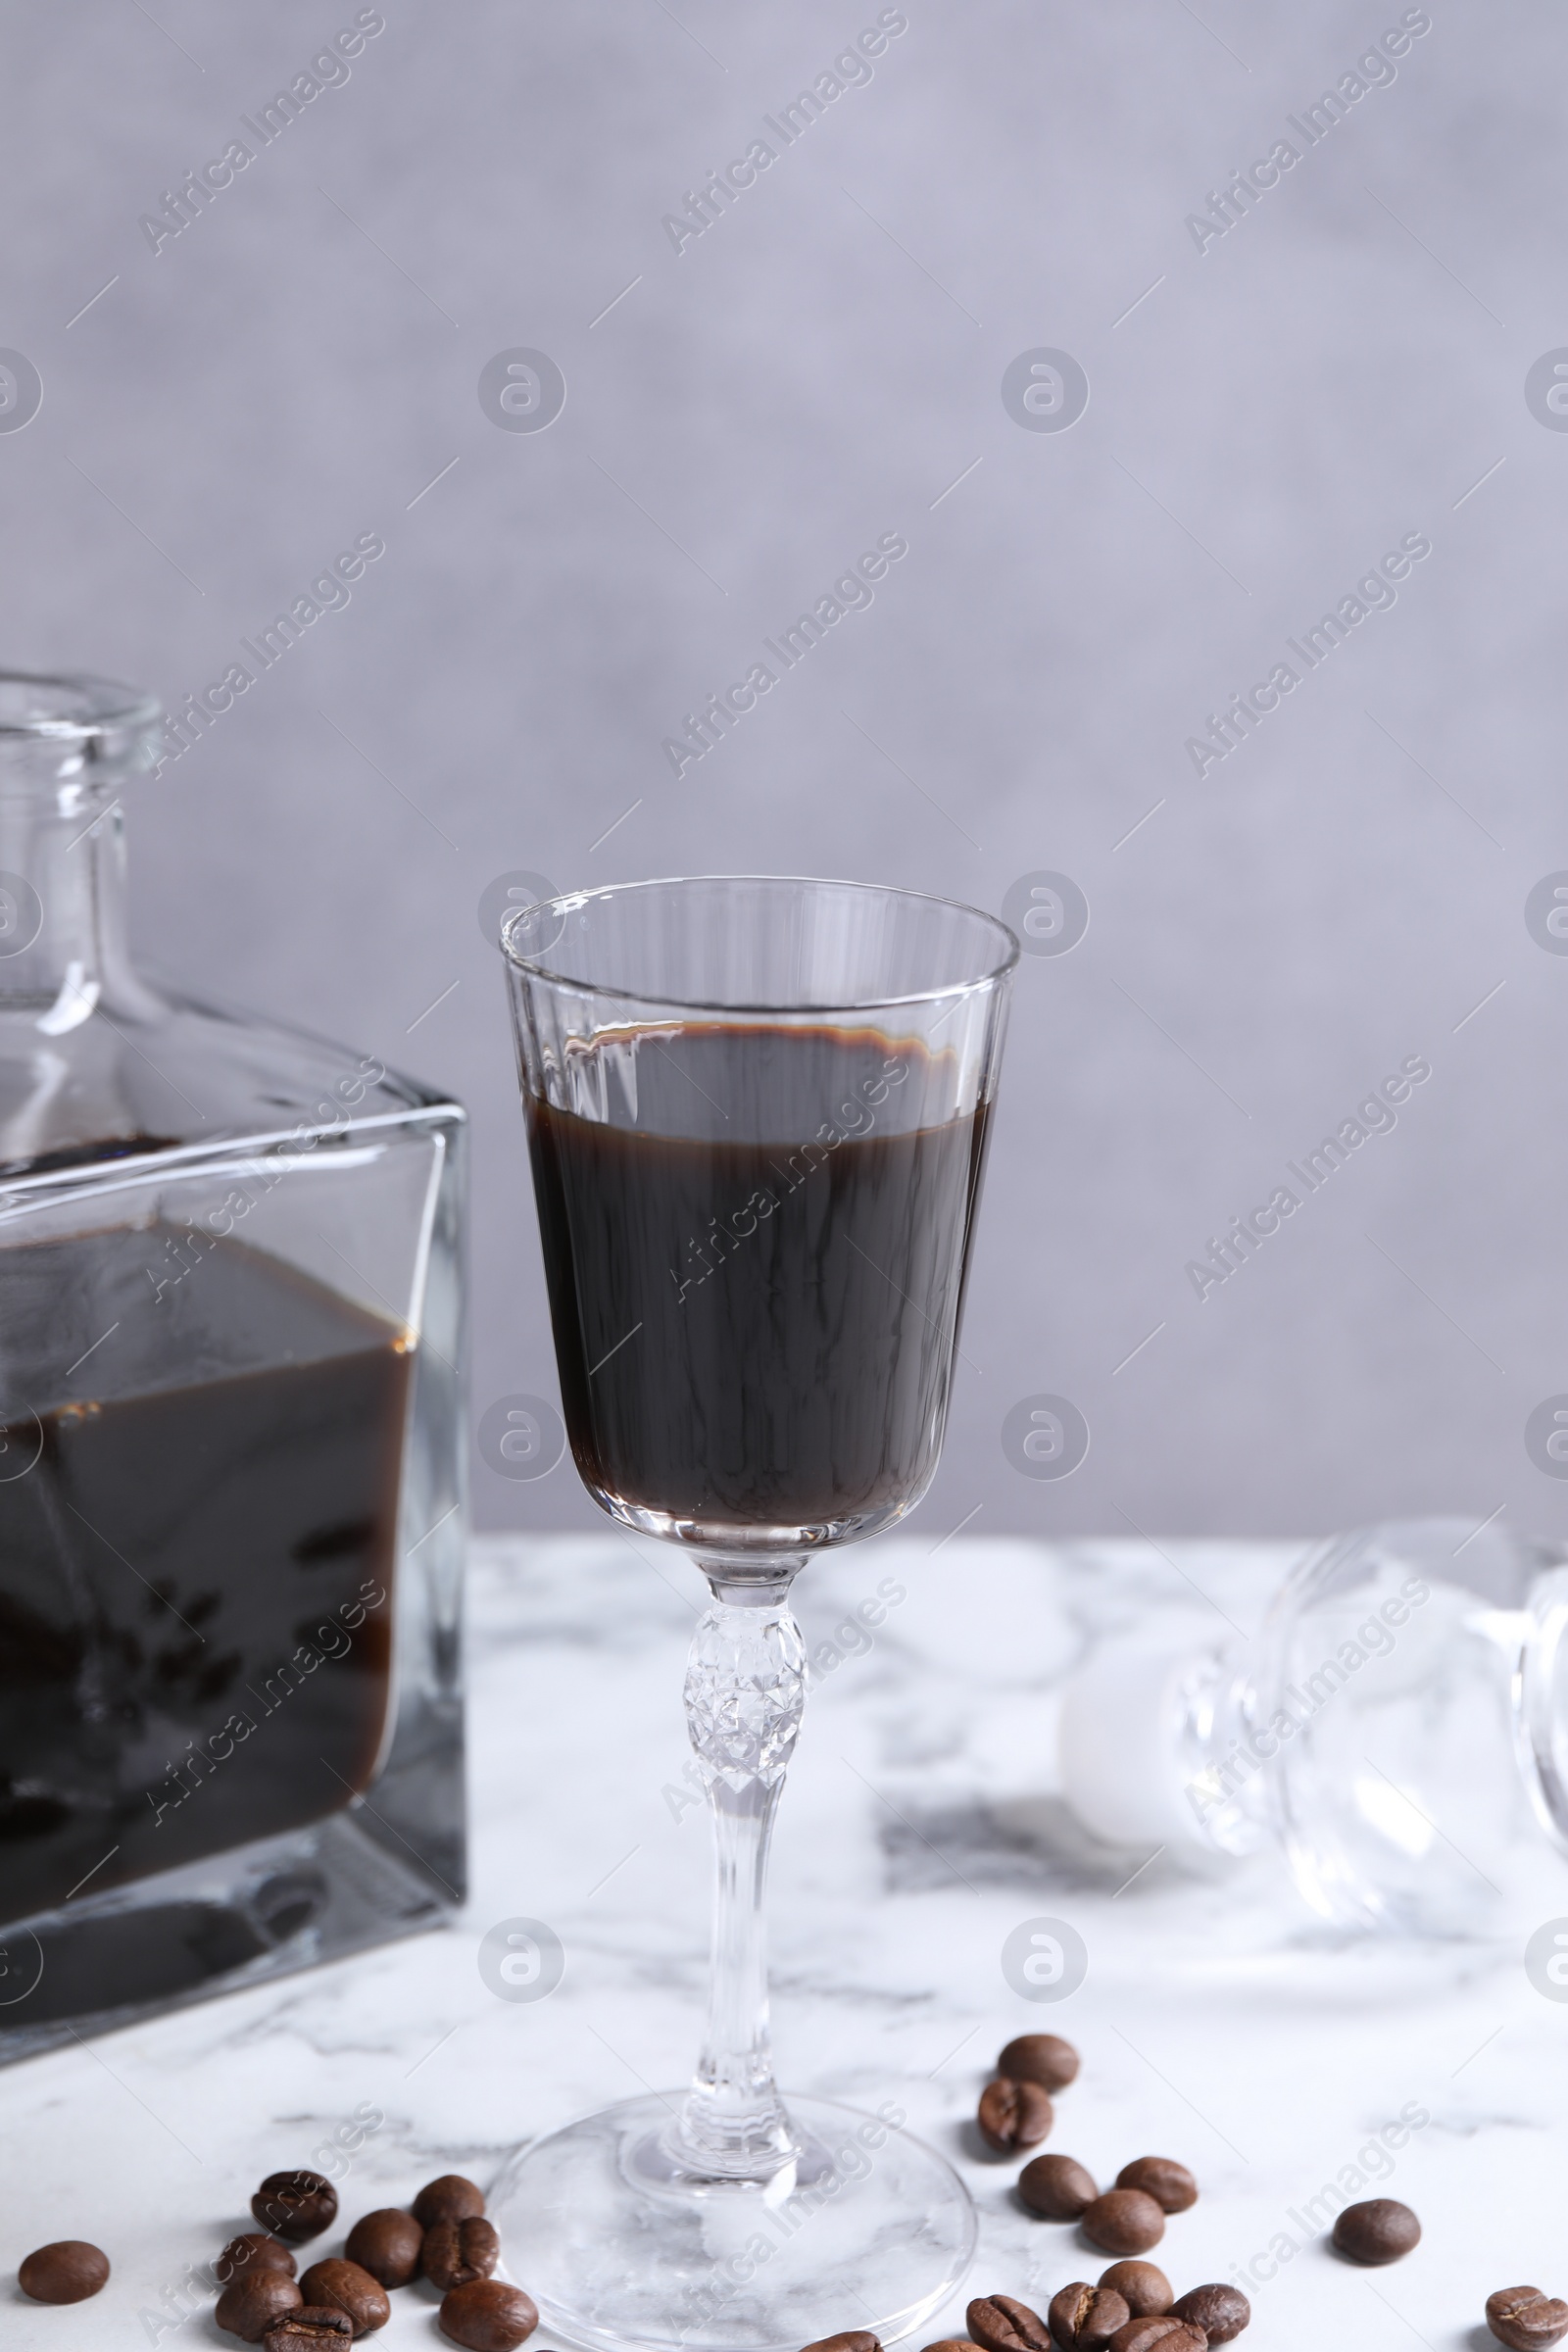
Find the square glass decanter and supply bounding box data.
[0,672,466,2061]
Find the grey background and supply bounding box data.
[4,0,1565,1541]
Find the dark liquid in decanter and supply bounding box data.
[0,1227,409,1924]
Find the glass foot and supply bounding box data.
[488,2090,977,2352]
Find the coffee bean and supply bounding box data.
[801,2335,882,2352]
[423,2216,501,2291]
[18,2241,111,2303]
[262,2310,354,2350]
[1099,2264,1172,2318]
[218,2234,298,2286]
[344,2208,423,2288]
[439,2278,540,2351]
[1105,2323,1173,2352]
[299,2259,391,2337]
[1490,2292,1549,2345]
[978,2077,1054,2154]
[1020,2153,1098,2221]
[1331,2197,1420,2265]
[415,2173,486,2228]
[1115,2157,1198,2214]
[968,2294,1053,2352]
[922,2342,983,2352]
[1488,2287,1568,2349]
[1048,2282,1130,2347]
[216,2272,305,2343]
[252,2173,339,2244]
[1169,2286,1249,2343]
[1106,2324,1204,2352]
[1082,2189,1165,2256]
[998,2033,1081,2092]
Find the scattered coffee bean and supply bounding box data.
[18,2241,111,2303]
[262,2310,354,2350]
[1116,2157,1198,2214]
[1331,2197,1420,2265]
[344,2207,423,2288]
[1169,2286,1249,2343]
[978,2077,1054,2154]
[299,2258,391,2337]
[423,2216,502,2291]
[1103,2323,1174,2352]
[415,2174,486,2228]
[216,2272,305,2343]
[1099,2263,1173,2318]
[998,2033,1081,2092]
[1488,2287,1568,2350]
[1107,2323,1204,2352]
[923,2342,983,2352]
[1020,2153,1099,2221]
[801,2335,882,2352]
[968,2294,1053,2352]
[439,2278,540,2351]
[252,2172,339,2243]
[1082,2189,1166,2256]
[1047,2281,1130,2347]
[218,2234,297,2285]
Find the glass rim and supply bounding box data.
[499,873,1021,1016]
[0,669,162,743]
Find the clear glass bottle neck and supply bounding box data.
[0,775,152,1028]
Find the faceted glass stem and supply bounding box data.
[672,1570,807,2180]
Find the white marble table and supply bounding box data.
[4,1534,1561,2349]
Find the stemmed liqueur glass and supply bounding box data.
[491,877,1015,2352]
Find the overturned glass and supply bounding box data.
[0,673,466,2059]
[1058,1517,1568,1936]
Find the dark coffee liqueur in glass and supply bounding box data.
[526,1022,991,1537]
[0,1227,407,1925]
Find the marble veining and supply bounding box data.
[2,1534,1560,2350]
